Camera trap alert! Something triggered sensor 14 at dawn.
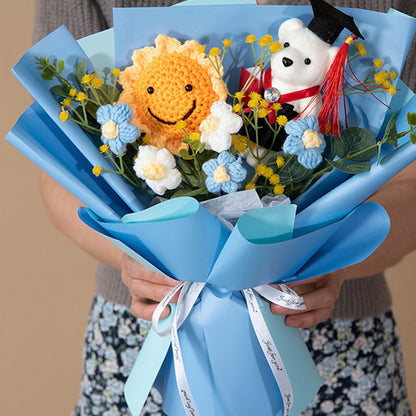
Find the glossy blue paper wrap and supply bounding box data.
[4,3,416,416]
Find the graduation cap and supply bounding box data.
[307,0,364,44]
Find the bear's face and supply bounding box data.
[271,18,338,88]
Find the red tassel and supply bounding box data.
[318,35,357,137]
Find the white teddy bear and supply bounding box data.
[270,17,339,117]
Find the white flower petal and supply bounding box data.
[208,131,232,153]
[220,112,243,134]
[156,148,176,170]
[210,101,231,117]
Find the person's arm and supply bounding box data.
[39,169,177,320]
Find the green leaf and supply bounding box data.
[178,149,193,160]
[171,188,207,198]
[197,141,206,153]
[189,140,201,152]
[327,159,371,174]
[381,113,398,146]
[41,72,54,81]
[50,84,70,97]
[407,112,416,127]
[278,155,313,186]
[335,127,377,161]
[56,59,65,73]
[410,132,416,145]
[75,59,87,89]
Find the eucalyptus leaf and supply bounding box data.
[50,84,70,98]
[41,72,53,81]
[278,155,313,186]
[76,59,87,90]
[410,132,416,145]
[171,188,207,198]
[335,127,377,161]
[381,113,398,146]
[407,112,416,127]
[56,59,65,73]
[328,159,371,174]
[178,149,193,160]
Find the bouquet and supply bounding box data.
[6,1,416,415]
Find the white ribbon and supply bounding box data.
[151,282,305,416]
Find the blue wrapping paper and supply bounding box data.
[5,3,416,416]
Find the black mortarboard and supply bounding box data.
[307,0,364,44]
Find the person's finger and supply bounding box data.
[284,307,332,328]
[127,278,180,303]
[130,297,171,321]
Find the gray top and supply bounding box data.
[34,0,416,319]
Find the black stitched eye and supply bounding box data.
[304,58,311,65]
[283,42,290,48]
[185,84,193,91]
[147,86,154,94]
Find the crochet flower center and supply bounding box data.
[102,120,119,140]
[143,162,165,180]
[213,165,230,183]
[302,129,322,149]
[201,116,221,136]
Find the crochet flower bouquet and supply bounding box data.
[6,1,416,415]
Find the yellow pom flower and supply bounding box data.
[190,132,200,141]
[222,39,232,48]
[249,91,261,101]
[59,109,69,122]
[69,88,77,97]
[255,164,267,175]
[258,108,270,118]
[374,71,388,85]
[245,35,257,44]
[235,91,245,101]
[76,92,87,102]
[258,34,273,47]
[245,182,256,190]
[259,99,269,108]
[235,142,247,153]
[248,99,259,108]
[263,167,273,178]
[269,174,280,185]
[269,41,282,53]
[82,73,97,84]
[277,115,288,126]
[233,103,243,113]
[275,156,285,168]
[382,80,391,89]
[100,144,109,153]
[355,42,367,56]
[91,77,104,89]
[112,68,120,78]
[175,120,187,129]
[273,183,285,195]
[61,98,72,108]
[388,85,397,96]
[209,47,221,57]
[373,59,383,68]
[271,102,282,112]
[389,71,397,80]
[142,135,151,144]
[198,45,206,54]
[93,165,102,177]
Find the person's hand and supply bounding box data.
[270,272,345,328]
[121,253,178,321]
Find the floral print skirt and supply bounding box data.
[71,294,411,416]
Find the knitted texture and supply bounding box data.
[119,35,227,154]
[34,0,416,318]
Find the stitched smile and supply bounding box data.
[148,100,197,125]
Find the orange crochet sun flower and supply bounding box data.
[118,35,227,154]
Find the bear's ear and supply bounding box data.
[328,46,339,66]
[278,18,305,40]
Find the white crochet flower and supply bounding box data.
[199,101,243,153]
[134,145,182,195]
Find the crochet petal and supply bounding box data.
[96,104,113,125]
[220,112,243,134]
[208,131,232,153]
[221,180,239,194]
[211,101,230,118]
[205,176,221,194]
[118,123,140,144]
[283,135,303,155]
[297,148,322,169]
[285,118,308,137]
[217,151,236,166]
[228,161,247,183]
[156,148,176,170]
[160,169,182,190]
[111,102,133,123]
[202,159,219,176]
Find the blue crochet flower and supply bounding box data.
[283,116,326,169]
[202,151,247,194]
[96,103,140,154]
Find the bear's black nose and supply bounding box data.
[282,57,293,67]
